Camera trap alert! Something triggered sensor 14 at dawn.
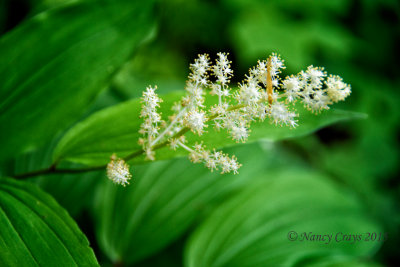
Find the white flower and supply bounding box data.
[204,157,217,171]
[230,125,249,142]
[185,109,207,134]
[228,156,241,174]
[107,154,132,186]
[306,66,326,87]
[190,54,210,77]
[210,104,225,116]
[282,76,301,102]
[325,75,351,103]
[303,89,330,113]
[169,138,180,150]
[268,101,298,127]
[186,82,205,108]
[216,153,241,174]
[255,104,268,121]
[189,151,202,163]
[237,81,261,105]
[189,54,210,83]
[213,53,233,85]
[254,60,267,83]
[269,53,285,76]
[172,141,242,174]
[139,86,163,138]
[141,86,162,109]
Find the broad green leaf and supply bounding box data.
[5,136,102,217]
[34,169,102,217]
[93,143,272,264]
[185,170,382,267]
[0,0,155,161]
[0,177,99,266]
[53,90,365,167]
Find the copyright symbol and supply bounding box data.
[288,231,298,241]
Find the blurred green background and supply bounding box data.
[0,0,399,266]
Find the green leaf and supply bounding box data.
[0,0,155,161]
[34,169,103,218]
[93,143,270,264]
[184,170,382,267]
[53,90,365,167]
[0,177,99,266]
[6,136,102,217]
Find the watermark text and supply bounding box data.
[287,231,387,244]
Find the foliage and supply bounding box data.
[0,0,398,266]
[0,177,98,266]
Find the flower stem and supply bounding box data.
[176,140,195,153]
[267,58,273,105]
[11,102,250,180]
[150,106,187,147]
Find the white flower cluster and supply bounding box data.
[138,86,163,160]
[171,140,241,174]
[108,52,351,183]
[107,154,132,186]
[282,66,351,113]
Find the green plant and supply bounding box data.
[1,0,397,266]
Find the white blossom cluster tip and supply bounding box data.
[138,86,164,160]
[174,140,241,174]
[134,53,351,176]
[107,154,132,186]
[282,66,351,113]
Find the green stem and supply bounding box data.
[13,164,105,179]
[11,102,251,180]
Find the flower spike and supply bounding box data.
[107,52,351,184]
